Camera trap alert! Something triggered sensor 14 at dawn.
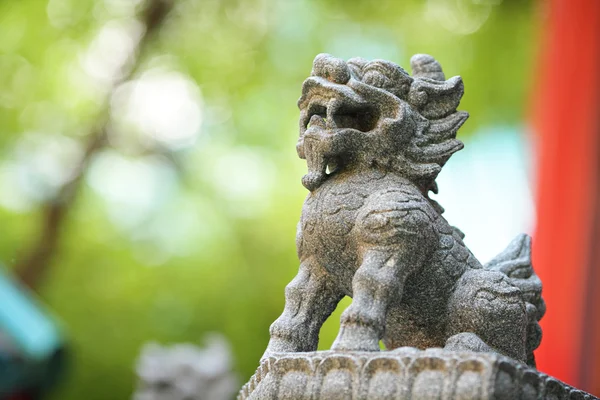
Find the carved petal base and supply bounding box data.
[238,349,597,400]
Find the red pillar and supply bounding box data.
[531,0,600,392]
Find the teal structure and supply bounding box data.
[0,267,67,398]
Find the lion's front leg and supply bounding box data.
[332,248,408,351]
[331,195,436,352]
[263,257,343,358]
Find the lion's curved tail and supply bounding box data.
[484,233,545,367]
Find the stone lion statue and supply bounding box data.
[263,53,545,367]
[133,334,238,400]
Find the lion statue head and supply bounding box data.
[297,53,468,196]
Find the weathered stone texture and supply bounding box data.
[241,52,596,399]
[264,53,543,366]
[239,349,597,400]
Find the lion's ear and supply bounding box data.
[407,76,465,120]
[408,54,465,119]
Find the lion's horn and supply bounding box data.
[410,54,445,81]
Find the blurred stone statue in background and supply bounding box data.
[133,334,238,400]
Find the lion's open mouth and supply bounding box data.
[298,90,382,192]
[302,97,379,133]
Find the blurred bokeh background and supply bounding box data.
[0,0,598,398]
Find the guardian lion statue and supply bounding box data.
[263,53,545,367]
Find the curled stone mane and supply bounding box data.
[354,54,467,193]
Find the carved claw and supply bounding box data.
[444,332,495,354]
[331,324,380,352]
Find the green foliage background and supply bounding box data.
[0,0,539,398]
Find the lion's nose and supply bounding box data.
[311,53,351,84]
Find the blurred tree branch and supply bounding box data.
[15,0,174,290]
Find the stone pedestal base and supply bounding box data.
[239,348,597,400]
